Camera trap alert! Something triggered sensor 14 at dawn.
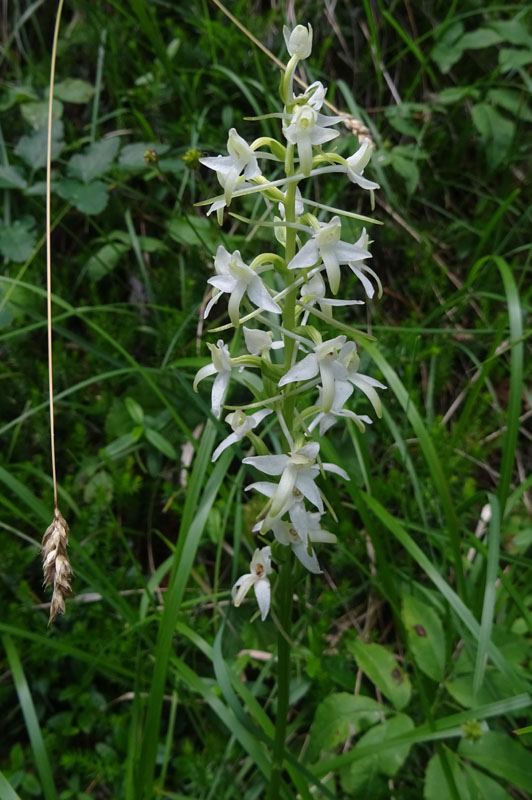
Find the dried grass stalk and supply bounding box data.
[41,509,73,624]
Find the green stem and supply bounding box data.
[268,558,293,799]
[268,141,299,800]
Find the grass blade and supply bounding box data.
[473,493,501,697]
[2,636,58,800]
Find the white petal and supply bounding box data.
[321,247,341,295]
[247,278,282,314]
[295,473,323,512]
[208,275,237,292]
[245,481,277,497]
[232,573,255,606]
[322,462,350,481]
[287,239,319,271]
[269,464,298,518]
[350,375,383,417]
[335,242,372,262]
[279,353,318,386]
[243,454,289,475]
[211,372,229,419]
[293,541,322,574]
[211,432,240,463]
[254,578,271,621]
[193,363,216,392]
[349,266,375,298]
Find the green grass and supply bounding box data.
[0,1,531,798]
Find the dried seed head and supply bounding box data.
[41,509,73,624]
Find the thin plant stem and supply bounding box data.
[268,140,299,800]
[46,0,65,511]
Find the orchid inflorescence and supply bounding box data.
[194,23,384,620]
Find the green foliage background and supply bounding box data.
[0,1,531,798]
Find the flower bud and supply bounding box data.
[283,24,313,60]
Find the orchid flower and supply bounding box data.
[308,380,373,436]
[299,272,364,323]
[243,326,284,357]
[193,339,233,419]
[337,341,386,417]
[204,246,281,327]
[278,335,348,414]
[232,546,273,620]
[345,138,380,191]
[346,228,383,299]
[271,502,336,574]
[212,408,272,462]
[286,216,372,295]
[200,128,261,207]
[244,441,349,524]
[283,24,313,60]
[283,83,342,176]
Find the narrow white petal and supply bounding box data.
[287,240,319,271]
[269,465,297,518]
[279,353,318,386]
[293,542,322,574]
[321,247,341,295]
[247,278,282,314]
[335,242,372,262]
[243,454,289,475]
[245,481,277,497]
[349,265,375,298]
[212,432,240,463]
[193,363,217,392]
[295,473,323,512]
[350,375,382,417]
[209,275,237,292]
[322,462,350,481]
[254,578,271,621]
[211,372,229,419]
[232,573,255,606]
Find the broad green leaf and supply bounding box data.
[390,153,419,196]
[402,593,446,682]
[446,670,518,708]
[430,22,465,73]
[20,99,63,128]
[459,29,503,50]
[471,104,515,168]
[56,179,109,215]
[348,640,411,710]
[424,752,470,800]
[14,122,64,169]
[0,217,37,262]
[436,86,479,105]
[385,104,427,137]
[499,48,532,71]
[118,142,169,170]
[53,78,94,103]
[67,138,120,183]
[145,428,177,459]
[0,165,27,190]
[125,397,145,425]
[459,731,532,792]
[487,88,532,123]
[308,693,384,760]
[489,19,532,48]
[0,84,37,112]
[86,242,129,281]
[463,763,511,799]
[340,713,414,793]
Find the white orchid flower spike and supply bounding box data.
[232,546,273,620]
